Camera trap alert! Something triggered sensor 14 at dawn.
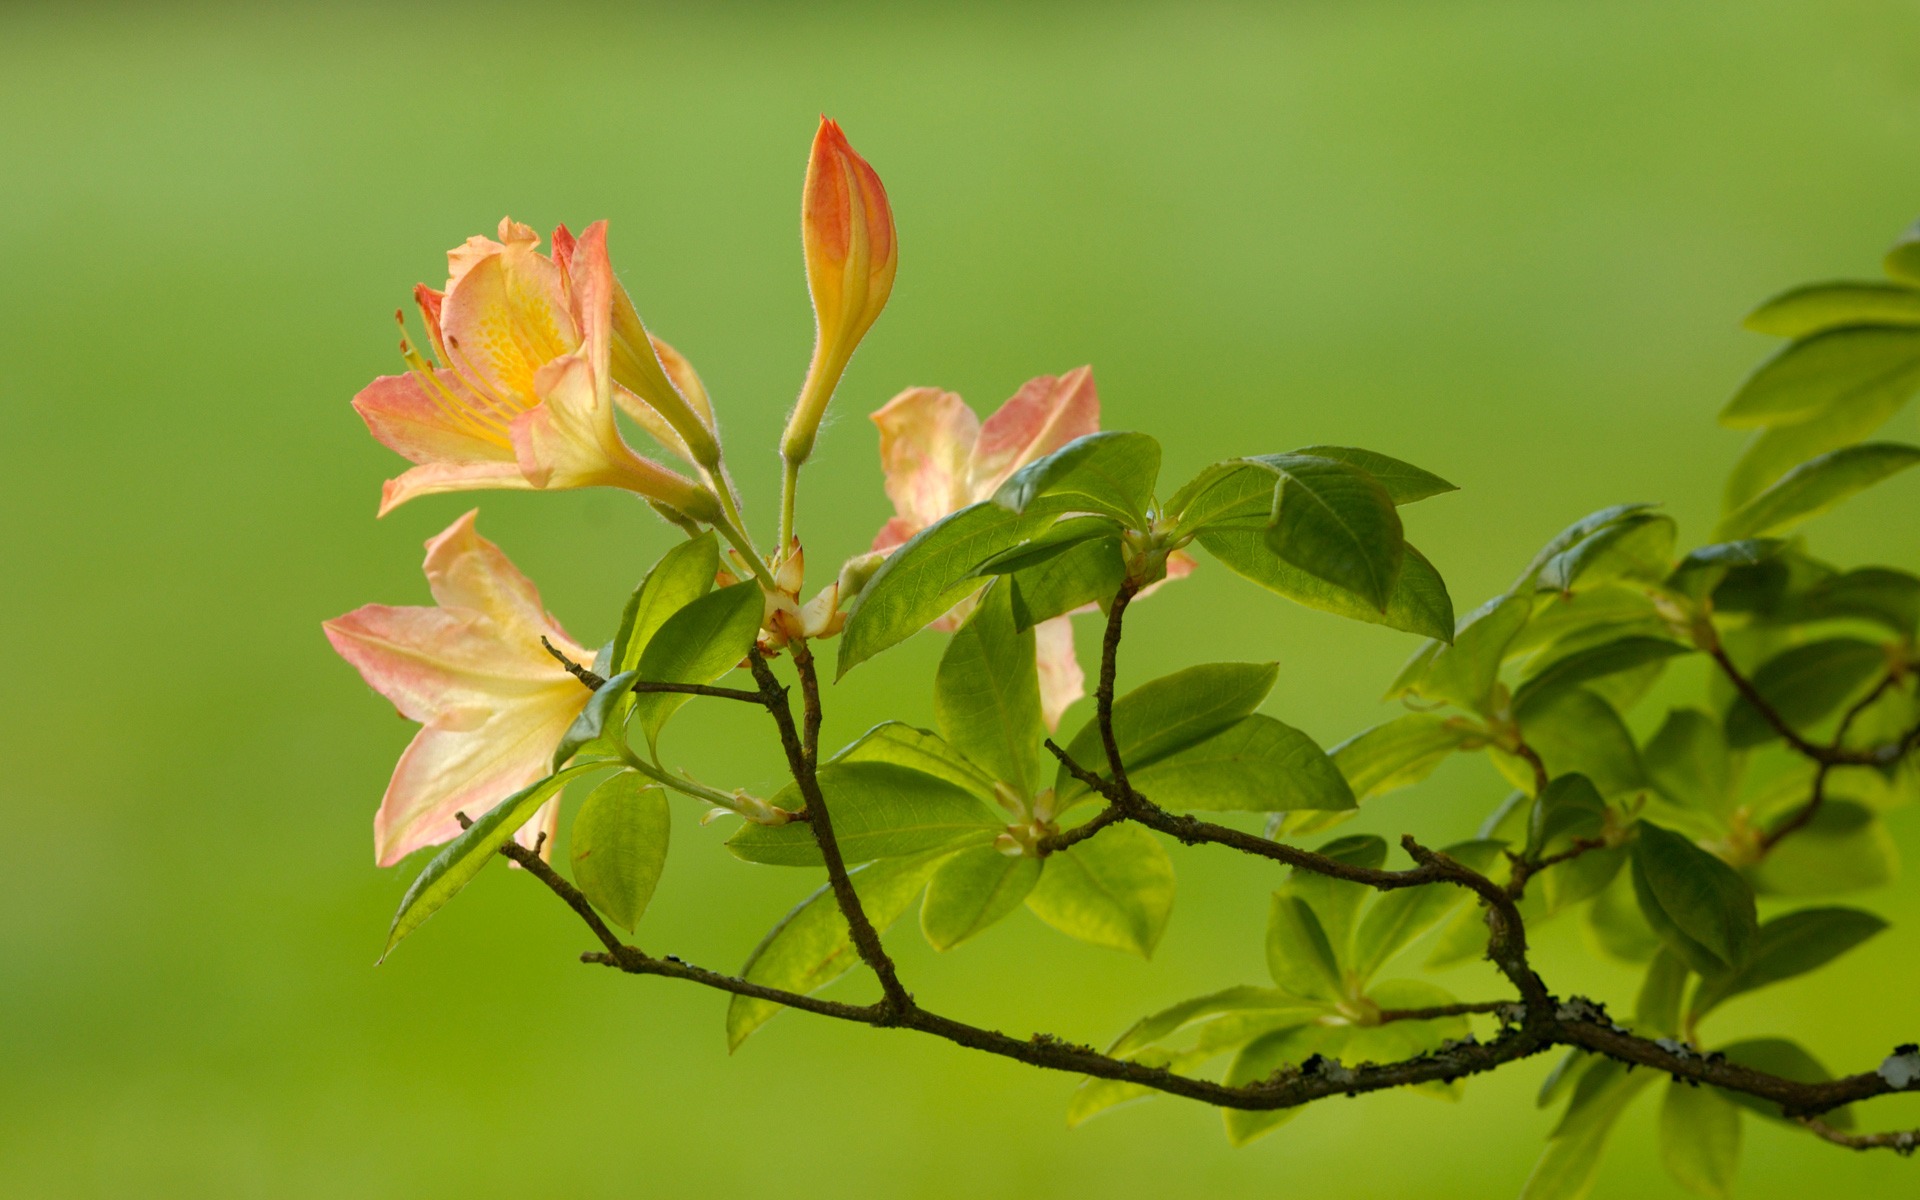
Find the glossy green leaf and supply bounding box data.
[1330,713,1480,803]
[971,515,1119,573]
[1289,445,1458,504]
[1350,840,1502,982]
[552,669,640,770]
[1221,1024,1342,1146]
[1723,637,1887,749]
[1254,453,1405,611]
[382,764,597,959]
[726,851,946,1048]
[1166,460,1277,534]
[1717,442,1920,539]
[1631,823,1758,974]
[1516,504,1660,591]
[1025,823,1175,957]
[1124,714,1354,814]
[837,502,1052,676]
[1521,1058,1656,1200]
[1110,985,1324,1057]
[1393,592,1531,714]
[1689,906,1886,1022]
[569,773,670,932]
[991,431,1161,526]
[1009,534,1126,630]
[1053,661,1278,805]
[919,844,1042,951]
[612,531,718,675]
[630,582,763,749]
[1750,800,1898,895]
[1535,512,1676,594]
[1667,539,1786,601]
[1644,709,1734,817]
[1715,1039,1853,1129]
[1198,527,1454,641]
[1265,892,1344,1001]
[1509,687,1644,798]
[1279,834,1386,978]
[1659,1079,1742,1199]
[934,583,1045,797]
[1513,635,1691,714]
[726,762,1000,866]
[1718,326,1920,429]
[1743,280,1920,338]
[1635,946,1690,1036]
[828,721,1000,802]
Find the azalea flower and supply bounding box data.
[353,219,720,521]
[324,511,592,866]
[868,367,1194,727]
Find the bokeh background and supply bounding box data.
[6,1,1920,1196]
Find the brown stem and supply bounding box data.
[1094,582,1139,791]
[630,680,768,703]
[790,639,825,767]
[1706,645,1897,767]
[1797,1116,1920,1155]
[1376,1001,1511,1025]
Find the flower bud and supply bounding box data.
[782,117,898,466]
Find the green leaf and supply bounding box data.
[1667,540,1786,601]
[1886,221,1920,286]
[1521,1058,1656,1200]
[1166,461,1277,534]
[569,773,670,932]
[972,514,1120,574]
[1009,534,1126,630]
[1528,774,1606,859]
[1631,823,1758,974]
[1330,713,1480,802]
[1510,688,1644,798]
[630,582,763,749]
[1289,445,1459,504]
[1781,567,1920,636]
[1723,637,1887,749]
[1659,1079,1742,1199]
[553,669,640,770]
[1644,709,1734,817]
[1512,635,1691,714]
[1635,946,1690,1036]
[1198,528,1455,641]
[1719,326,1920,429]
[1254,453,1405,611]
[829,721,1000,802]
[1749,800,1898,895]
[1715,1039,1853,1129]
[1587,867,1662,964]
[1689,906,1887,1022]
[1025,823,1174,957]
[838,502,1052,676]
[1535,512,1677,594]
[1392,592,1531,714]
[1517,504,1660,591]
[1349,840,1502,983]
[919,844,1041,951]
[1110,985,1324,1057]
[1065,1045,1208,1127]
[934,583,1045,797]
[612,532,718,675]
[726,852,946,1049]
[1723,387,1914,511]
[1717,442,1920,539]
[1265,892,1344,1001]
[726,762,1001,866]
[1052,662,1278,805]
[991,431,1161,526]
[1282,834,1387,971]
[382,764,597,959]
[1537,1049,1588,1109]
[1744,280,1920,338]
[1123,714,1355,814]
[1221,1024,1343,1146]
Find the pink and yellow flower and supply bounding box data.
[323,511,591,866]
[354,219,720,520]
[868,367,1194,727]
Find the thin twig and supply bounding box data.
[1376,1001,1511,1025]
[542,636,606,690]
[1797,1116,1920,1156]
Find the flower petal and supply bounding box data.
[353,371,516,466]
[439,223,576,406]
[323,603,565,727]
[871,387,981,545]
[419,510,581,646]
[1034,616,1086,731]
[967,366,1101,498]
[376,461,535,517]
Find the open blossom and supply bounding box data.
[782,118,899,468]
[869,367,1194,727]
[323,511,591,866]
[353,219,719,520]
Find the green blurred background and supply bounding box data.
[6,1,1920,1195]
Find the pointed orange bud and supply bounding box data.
[782,117,899,467]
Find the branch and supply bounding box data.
[1798,1117,1920,1156]
[1705,645,1901,767]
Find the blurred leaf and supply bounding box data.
[1125,714,1355,814]
[1780,567,1920,637]
[935,583,1045,797]
[631,582,763,750]
[1350,840,1502,983]
[1510,688,1643,798]
[1196,528,1454,641]
[1689,906,1886,1022]
[1716,1039,1853,1129]
[1513,635,1691,714]
[1535,512,1676,593]
[727,852,946,1049]
[1053,661,1278,805]
[1221,1024,1343,1146]
[1723,638,1886,749]
[1716,442,1920,540]
[829,721,1000,802]
[1587,868,1662,964]
[1391,592,1531,714]
[1330,713,1479,802]
[1289,445,1458,504]
[553,668,640,770]
[1009,535,1126,630]
[1635,946,1690,1036]
[1282,834,1388,970]
[1750,800,1899,895]
[1065,1045,1208,1128]
[726,762,1000,866]
[1644,709,1734,817]
[1266,892,1344,1001]
[920,844,1042,951]
[1025,823,1175,956]
[612,531,718,675]
[569,773,670,933]
[1426,901,1493,970]
[1110,985,1324,1057]
[382,764,597,959]
[1718,327,1920,430]
[1723,388,1913,511]
[1658,1079,1742,1200]
[1516,504,1660,591]
[1631,823,1758,974]
[1667,539,1785,601]
[1254,453,1405,611]
[1542,846,1625,917]
[838,502,1052,676]
[1886,220,1920,287]
[992,431,1161,526]
[1528,774,1606,858]
[1521,1058,1656,1200]
[1743,280,1920,337]
[1537,1049,1588,1109]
